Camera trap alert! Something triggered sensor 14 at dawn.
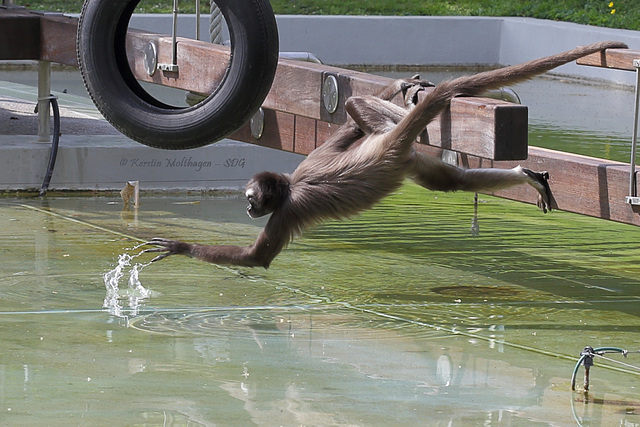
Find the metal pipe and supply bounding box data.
[483,87,521,105]
[630,62,640,198]
[279,52,323,64]
[171,0,178,66]
[195,0,200,40]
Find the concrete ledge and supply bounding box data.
[0,135,302,191]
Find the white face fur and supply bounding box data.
[245,187,256,200]
[245,186,261,218]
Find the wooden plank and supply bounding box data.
[230,109,295,152]
[576,47,640,71]
[465,147,640,226]
[293,115,317,155]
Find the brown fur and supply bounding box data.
[144,41,627,268]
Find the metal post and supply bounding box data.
[195,0,200,40]
[171,0,178,66]
[626,59,640,204]
[158,0,180,72]
[581,346,594,392]
[37,61,51,142]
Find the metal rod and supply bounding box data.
[583,365,590,391]
[171,0,178,66]
[630,61,640,198]
[195,0,200,40]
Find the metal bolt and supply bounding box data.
[143,42,158,76]
[250,108,265,139]
[322,75,339,114]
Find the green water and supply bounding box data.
[1,184,640,426]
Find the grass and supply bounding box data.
[11,0,637,31]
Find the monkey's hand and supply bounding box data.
[400,75,435,107]
[522,169,555,214]
[141,237,193,262]
[400,74,435,91]
[378,74,434,102]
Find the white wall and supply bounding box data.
[128,14,640,85]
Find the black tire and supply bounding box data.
[77,0,279,150]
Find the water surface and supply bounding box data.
[1,185,640,426]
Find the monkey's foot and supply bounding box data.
[522,168,554,214]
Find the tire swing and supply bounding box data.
[76,0,279,150]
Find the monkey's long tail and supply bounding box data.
[391,40,628,144]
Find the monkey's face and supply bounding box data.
[245,172,288,218]
[245,184,271,218]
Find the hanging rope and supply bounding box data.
[209,2,223,44]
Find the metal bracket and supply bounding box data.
[158,0,180,73]
[143,42,157,76]
[158,63,179,73]
[626,59,640,205]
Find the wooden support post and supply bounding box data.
[37,60,51,142]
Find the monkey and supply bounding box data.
[143,41,627,268]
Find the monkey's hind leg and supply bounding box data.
[408,150,555,213]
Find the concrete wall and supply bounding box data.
[128,14,640,85]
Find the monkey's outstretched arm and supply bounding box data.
[143,215,289,269]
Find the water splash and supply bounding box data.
[103,247,154,320]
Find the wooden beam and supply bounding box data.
[124,30,528,160]
[576,47,640,71]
